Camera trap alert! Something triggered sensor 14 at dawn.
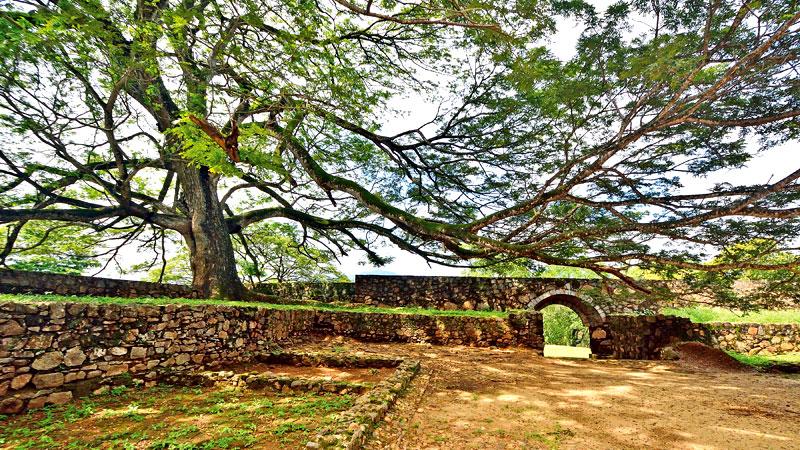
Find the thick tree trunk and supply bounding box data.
[176,164,246,300]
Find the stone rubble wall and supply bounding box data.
[607,316,800,358]
[0,301,316,414]
[0,301,543,414]
[314,310,544,349]
[252,282,355,302]
[309,359,421,449]
[605,315,710,360]
[707,322,800,356]
[0,270,651,316]
[0,269,200,298]
[353,275,652,315]
[355,275,587,311]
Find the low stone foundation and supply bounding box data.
[0,300,542,414]
[707,322,800,356]
[308,358,421,449]
[141,349,421,450]
[606,315,709,360]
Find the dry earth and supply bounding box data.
[290,337,800,450]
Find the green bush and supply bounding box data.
[541,305,589,347]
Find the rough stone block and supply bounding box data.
[31,351,64,370]
[11,373,32,390]
[64,348,87,367]
[0,397,25,414]
[46,391,72,405]
[0,320,24,337]
[32,373,64,389]
[130,347,147,359]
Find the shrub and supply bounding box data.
[542,305,589,347]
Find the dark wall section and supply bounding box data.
[252,282,355,302]
[606,315,710,359]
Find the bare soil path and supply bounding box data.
[289,338,800,450]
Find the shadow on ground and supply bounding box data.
[289,337,800,450]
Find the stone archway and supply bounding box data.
[526,289,613,357]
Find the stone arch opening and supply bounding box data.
[527,289,612,358]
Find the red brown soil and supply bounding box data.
[287,338,800,450]
[672,342,752,373]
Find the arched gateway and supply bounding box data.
[354,275,630,357]
[527,289,613,357]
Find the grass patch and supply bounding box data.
[0,293,507,318]
[662,306,800,324]
[524,424,576,449]
[726,351,800,369]
[0,383,354,449]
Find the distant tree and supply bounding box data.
[234,222,347,284]
[711,239,798,282]
[134,222,347,284]
[538,265,600,279]
[464,257,539,277]
[670,239,800,309]
[134,248,193,285]
[1,221,100,274]
[464,258,601,279]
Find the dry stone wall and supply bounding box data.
[355,275,587,311]
[0,269,199,298]
[0,301,543,414]
[0,301,315,414]
[607,317,800,358]
[314,310,544,349]
[353,275,653,316]
[605,315,710,359]
[707,323,800,356]
[252,282,355,302]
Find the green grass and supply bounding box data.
[726,351,800,369]
[524,424,576,449]
[0,293,507,318]
[662,306,800,324]
[0,383,355,449]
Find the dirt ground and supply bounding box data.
[289,338,800,450]
[225,361,393,383]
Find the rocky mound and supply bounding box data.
[668,342,752,373]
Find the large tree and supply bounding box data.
[1,0,799,305]
[0,0,541,298]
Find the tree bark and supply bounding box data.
[176,163,246,300]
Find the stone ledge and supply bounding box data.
[307,358,421,449]
[162,367,373,396]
